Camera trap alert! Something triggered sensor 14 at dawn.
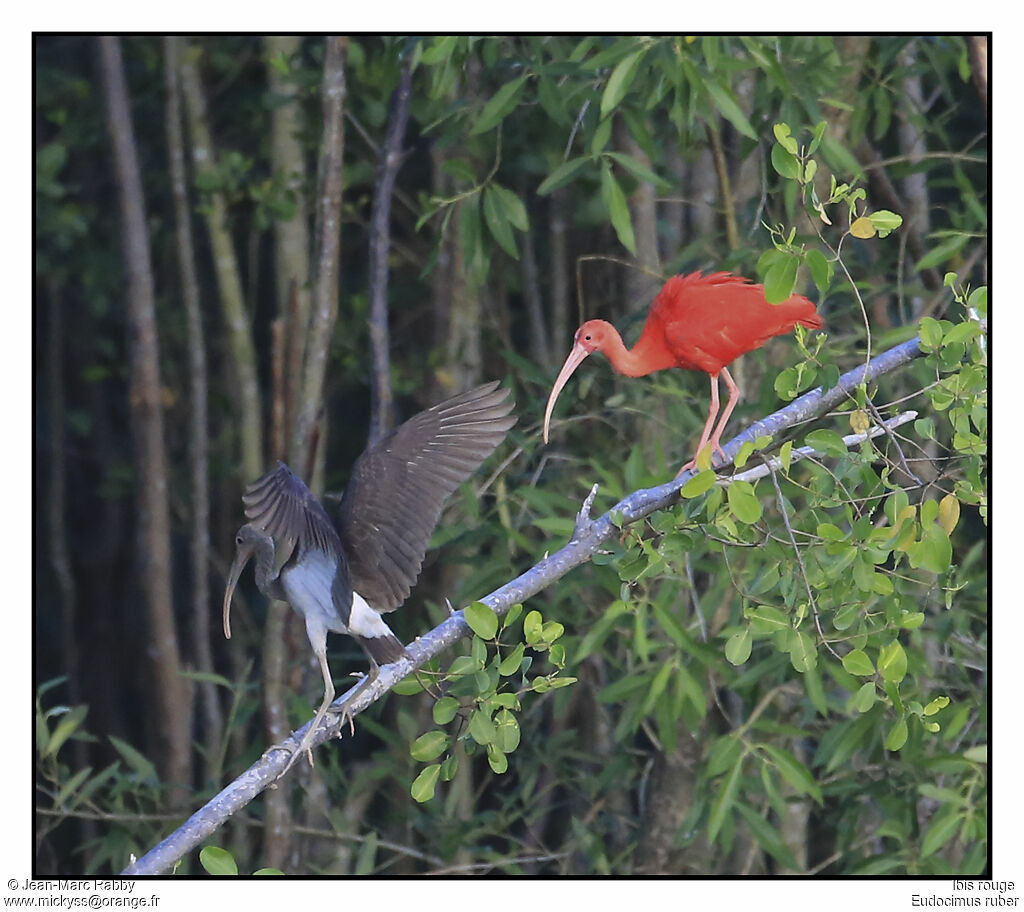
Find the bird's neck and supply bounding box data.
[601,322,677,377]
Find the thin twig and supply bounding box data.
[767,464,840,661]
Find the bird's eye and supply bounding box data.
[584,334,592,341]
[235,534,243,545]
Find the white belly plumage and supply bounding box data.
[281,550,395,640]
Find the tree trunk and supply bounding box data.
[367,55,413,444]
[264,36,312,442]
[291,35,347,477]
[178,39,264,483]
[163,37,222,783]
[548,186,571,356]
[620,130,661,310]
[97,35,191,804]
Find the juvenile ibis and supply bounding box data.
[223,382,516,772]
[542,272,823,473]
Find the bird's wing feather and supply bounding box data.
[241,463,342,570]
[336,381,516,614]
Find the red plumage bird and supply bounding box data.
[542,271,824,474]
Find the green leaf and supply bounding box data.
[590,116,612,156]
[770,143,800,180]
[108,735,158,783]
[878,640,908,683]
[918,316,944,351]
[680,469,716,498]
[725,628,752,665]
[468,708,496,745]
[907,522,953,574]
[727,480,763,524]
[411,763,441,802]
[523,610,543,645]
[499,643,526,676]
[469,75,528,135]
[708,754,744,843]
[410,730,449,761]
[495,184,529,231]
[746,604,790,635]
[420,35,459,65]
[921,809,963,858]
[604,151,672,189]
[42,705,88,759]
[432,696,460,725]
[805,249,833,292]
[482,187,519,258]
[464,601,499,639]
[869,209,903,237]
[763,255,799,304]
[600,49,645,118]
[808,120,827,155]
[735,801,801,870]
[502,603,523,629]
[885,718,909,751]
[779,440,793,471]
[924,696,950,716]
[805,428,849,458]
[772,122,798,154]
[899,612,926,630]
[600,163,636,254]
[200,846,238,876]
[762,744,822,804]
[917,234,969,272]
[853,682,876,713]
[494,709,521,753]
[963,745,987,764]
[537,157,589,195]
[354,831,378,875]
[54,766,93,810]
[705,81,757,140]
[705,735,742,778]
[842,649,875,677]
[447,654,483,677]
[787,629,817,673]
[486,744,509,774]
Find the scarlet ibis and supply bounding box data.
[542,272,823,473]
[223,382,516,773]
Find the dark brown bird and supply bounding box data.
[223,382,516,772]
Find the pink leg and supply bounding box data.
[676,372,721,476]
[707,367,740,459]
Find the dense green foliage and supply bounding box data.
[35,35,987,875]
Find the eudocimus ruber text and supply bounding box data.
[223,382,516,775]
[542,272,823,473]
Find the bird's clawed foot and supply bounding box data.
[675,443,728,478]
[262,736,314,780]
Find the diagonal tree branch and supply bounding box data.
[123,329,943,874]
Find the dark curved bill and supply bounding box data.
[542,342,592,443]
[222,544,253,640]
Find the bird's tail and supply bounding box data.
[355,631,408,667]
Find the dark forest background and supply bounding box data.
[34,35,987,875]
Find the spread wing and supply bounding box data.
[241,463,343,572]
[336,381,516,614]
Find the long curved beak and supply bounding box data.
[543,341,592,443]
[222,541,254,640]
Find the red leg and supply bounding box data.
[707,366,740,460]
[676,372,721,476]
